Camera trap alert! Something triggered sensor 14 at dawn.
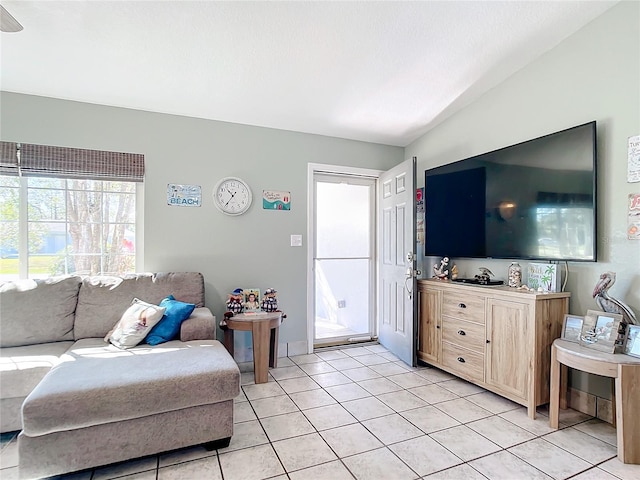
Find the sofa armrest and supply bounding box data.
[180,307,216,341]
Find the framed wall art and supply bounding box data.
[167,184,202,207]
[579,309,623,353]
[561,314,584,343]
[263,190,291,210]
[623,325,640,358]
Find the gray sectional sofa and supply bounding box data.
[0,272,240,479]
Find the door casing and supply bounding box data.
[307,163,382,353]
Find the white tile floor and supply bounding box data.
[2,343,640,480]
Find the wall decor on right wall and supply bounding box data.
[628,134,639,182]
[628,193,640,240]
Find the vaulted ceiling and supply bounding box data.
[0,1,617,146]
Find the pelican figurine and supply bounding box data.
[593,272,637,325]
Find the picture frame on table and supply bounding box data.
[242,288,261,312]
[561,314,584,343]
[579,309,623,353]
[623,325,640,358]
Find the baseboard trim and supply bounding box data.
[567,387,614,425]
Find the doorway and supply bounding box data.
[306,161,416,363]
[308,165,380,348]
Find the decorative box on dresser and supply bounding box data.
[417,279,570,419]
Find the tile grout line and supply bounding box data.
[264,357,497,479]
[274,352,370,479]
[233,352,619,480]
[9,344,626,480]
[207,352,618,480]
[269,352,618,479]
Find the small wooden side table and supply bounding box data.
[549,338,640,464]
[221,311,284,384]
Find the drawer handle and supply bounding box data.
[458,303,466,309]
[457,330,466,336]
[457,357,466,363]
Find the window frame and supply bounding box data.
[1,175,144,280]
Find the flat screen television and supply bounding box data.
[424,121,597,262]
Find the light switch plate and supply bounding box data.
[290,234,303,247]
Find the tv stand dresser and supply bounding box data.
[417,279,570,419]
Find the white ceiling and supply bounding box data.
[0,1,617,147]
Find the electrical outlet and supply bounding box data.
[337,300,346,308]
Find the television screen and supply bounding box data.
[424,121,597,262]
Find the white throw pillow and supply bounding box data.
[105,298,166,349]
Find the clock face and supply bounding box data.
[213,177,252,216]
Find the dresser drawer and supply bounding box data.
[442,317,485,354]
[442,292,485,323]
[442,342,484,383]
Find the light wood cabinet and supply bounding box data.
[485,298,530,400]
[417,279,570,418]
[417,286,441,364]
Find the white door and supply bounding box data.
[378,158,417,366]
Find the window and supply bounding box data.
[0,142,143,280]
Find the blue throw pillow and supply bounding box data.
[145,295,196,345]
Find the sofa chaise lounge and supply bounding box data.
[0,272,240,479]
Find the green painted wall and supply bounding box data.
[406,1,639,398]
[0,92,403,346]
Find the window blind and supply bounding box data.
[0,141,18,176]
[0,141,145,182]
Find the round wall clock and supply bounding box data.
[212,177,252,216]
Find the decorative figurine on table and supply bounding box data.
[221,288,245,327]
[433,257,450,280]
[593,272,638,326]
[226,288,244,314]
[507,262,522,288]
[243,292,260,312]
[451,264,459,281]
[475,267,494,285]
[261,288,278,312]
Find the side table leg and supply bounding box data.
[252,321,270,384]
[559,364,568,410]
[610,380,617,428]
[549,345,560,429]
[269,327,279,368]
[223,329,235,359]
[616,364,640,463]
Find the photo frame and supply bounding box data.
[579,309,623,353]
[242,288,261,312]
[623,325,640,358]
[561,314,584,343]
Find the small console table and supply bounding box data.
[221,311,284,384]
[549,338,640,464]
